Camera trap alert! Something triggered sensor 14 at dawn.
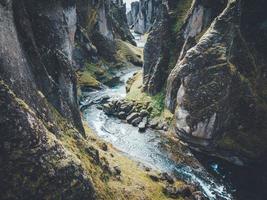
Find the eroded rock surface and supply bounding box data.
[127,0,162,34]
[143,0,227,95]
[165,0,267,164]
[0,0,97,198]
[143,3,172,95]
[139,0,267,164]
[75,0,135,67]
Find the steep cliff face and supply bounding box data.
[0,0,96,198]
[143,4,173,95]
[73,0,143,93]
[141,0,267,164]
[75,0,135,66]
[127,0,162,34]
[71,0,146,95]
[165,0,267,164]
[11,0,84,132]
[127,1,139,26]
[0,0,153,198]
[143,0,226,95]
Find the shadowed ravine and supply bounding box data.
[81,31,233,200]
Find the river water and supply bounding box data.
[81,32,235,200]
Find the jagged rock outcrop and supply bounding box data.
[143,0,227,95]
[0,82,96,199]
[11,0,84,132]
[165,0,267,164]
[127,0,162,34]
[127,1,139,26]
[143,4,172,95]
[74,0,135,67]
[141,0,267,164]
[0,0,97,198]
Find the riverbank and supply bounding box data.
[80,122,190,200]
[81,67,233,200]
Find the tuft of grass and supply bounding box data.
[150,92,165,117]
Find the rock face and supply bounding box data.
[0,82,96,199]
[0,0,97,198]
[95,0,135,43]
[143,0,227,95]
[127,0,162,34]
[0,0,137,198]
[143,3,172,95]
[142,0,267,164]
[127,1,140,26]
[74,0,135,67]
[11,0,84,133]
[165,0,267,164]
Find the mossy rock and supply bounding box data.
[115,39,143,67]
[77,71,101,89]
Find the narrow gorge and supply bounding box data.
[0,0,267,200]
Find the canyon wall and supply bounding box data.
[75,0,135,66]
[0,0,133,198]
[143,0,267,165]
[127,0,162,34]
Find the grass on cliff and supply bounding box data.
[115,39,143,67]
[172,0,193,34]
[77,71,101,89]
[76,62,103,88]
[126,71,164,116]
[77,61,117,88]
[126,71,173,122]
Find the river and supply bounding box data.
[80,32,237,200]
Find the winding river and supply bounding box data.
[81,32,235,200]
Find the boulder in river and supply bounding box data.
[120,102,133,114]
[126,112,140,123]
[140,109,149,117]
[138,117,148,132]
[132,117,143,127]
[103,103,114,115]
[118,111,127,119]
[148,119,159,129]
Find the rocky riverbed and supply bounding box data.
[80,68,233,200]
[101,98,168,132]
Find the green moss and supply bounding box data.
[150,92,165,117]
[126,71,170,118]
[85,62,105,77]
[77,61,115,87]
[172,0,193,34]
[77,71,101,88]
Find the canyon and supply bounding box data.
[1,0,267,200]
